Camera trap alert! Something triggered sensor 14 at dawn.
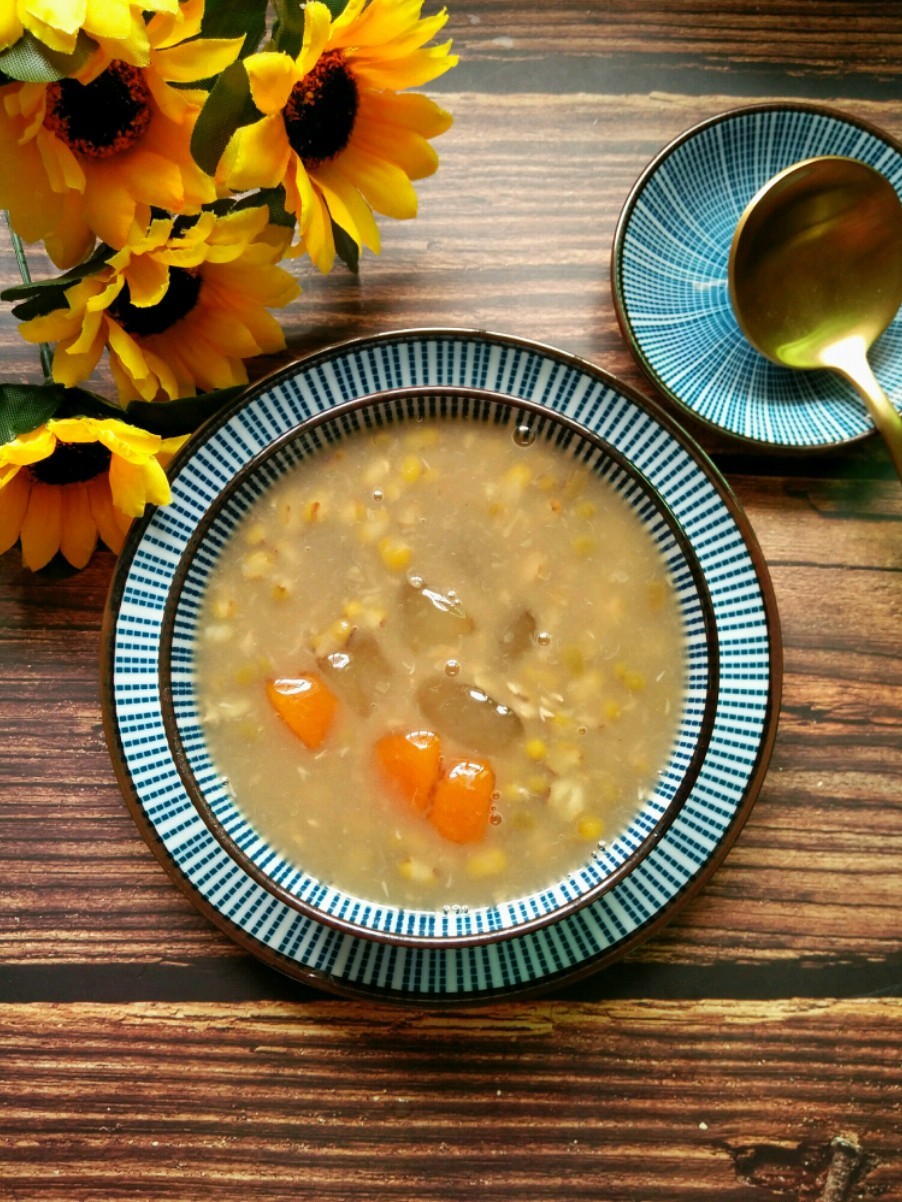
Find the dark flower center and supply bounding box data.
[29,440,112,485]
[109,268,202,336]
[283,51,358,165]
[44,61,152,159]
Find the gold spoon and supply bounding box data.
[729,154,902,479]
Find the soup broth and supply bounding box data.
[193,414,687,909]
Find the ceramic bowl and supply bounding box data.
[102,329,781,1001]
[612,102,902,449]
[157,385,719,948]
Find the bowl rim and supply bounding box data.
[610,100,902,453]
[157,382,721,949]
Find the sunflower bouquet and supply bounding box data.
[0,0,456,570]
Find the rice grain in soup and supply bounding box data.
[193,415,687,909]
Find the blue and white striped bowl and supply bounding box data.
[160,386,717,948]
[103,330,782,1001]
[612,103,902,449]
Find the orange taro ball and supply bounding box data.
[266,673,338,749]
[430,760,495,844]
[374,730,442,814]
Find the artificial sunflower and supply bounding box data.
[18,205,300,402]
[0,414,186,569]
[0,0,243,267]
[0,0,181,65]
[217,0,456,274]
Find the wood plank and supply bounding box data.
[0,1000,898,1199]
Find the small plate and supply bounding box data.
[612,102,902,449]
[102,329,782,1002]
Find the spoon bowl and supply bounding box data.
[729,155,902,478]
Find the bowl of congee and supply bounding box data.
[161,385,718,947]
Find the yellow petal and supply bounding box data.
[20,481,63,570]
[190,305,262,358]
[123,254,171,308]
[52,327,106,387]
[293,166,334,273]
[351,42,458,91]
[81,0,131,40]
[42,196,96,270]
[0,123,65,246]
[105,321,156,397]
[23,13,78,55]
[296,4,332,76]
[333,145,417,219]
[153,37,245,84]
[144,65,196,123]
[86,475,126,551]
[354,107,440,180]
[0,427,57,468]
[147,0,202,50]
[314,160,380,254]
[0,473,31,555]
[46,417,99,443]
[366,89,454,139]
[19,308,83,344]
[221,114,292,191]
[65,306,105,355]
[0,11,24,51]
[157,434,189,466]
[81,168,145,249]
[96,416,162,463]
[244,52,299,115]
[334,0,446,54]
[136,343,182,402]
[108,455,150,517]
[140,456,172,507]
[35,126,87,192]
[58,483,99,568]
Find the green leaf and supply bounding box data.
[123,386,246,437]
[320,0,349,17]
[190,60,262,176]
[332,220,360,274]
[0,383,67,445]
[52,387,125,422]
[0,379,247,449]
[233,187,297,229]
[0,29,96,83]
[272,0,305,59]
[2,244,112,319]
[200,0,269,55]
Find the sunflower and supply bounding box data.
[0,415,187,570]
[0,0,181,65]
[217,0,457,274]
[18,205,300,402]
[0,0,243,267]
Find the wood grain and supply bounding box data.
[0,1000,899,1199]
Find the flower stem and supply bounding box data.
[4,212,54,383]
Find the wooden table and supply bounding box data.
[2,4,900,1197]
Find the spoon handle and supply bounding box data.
[822,339,902,483]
